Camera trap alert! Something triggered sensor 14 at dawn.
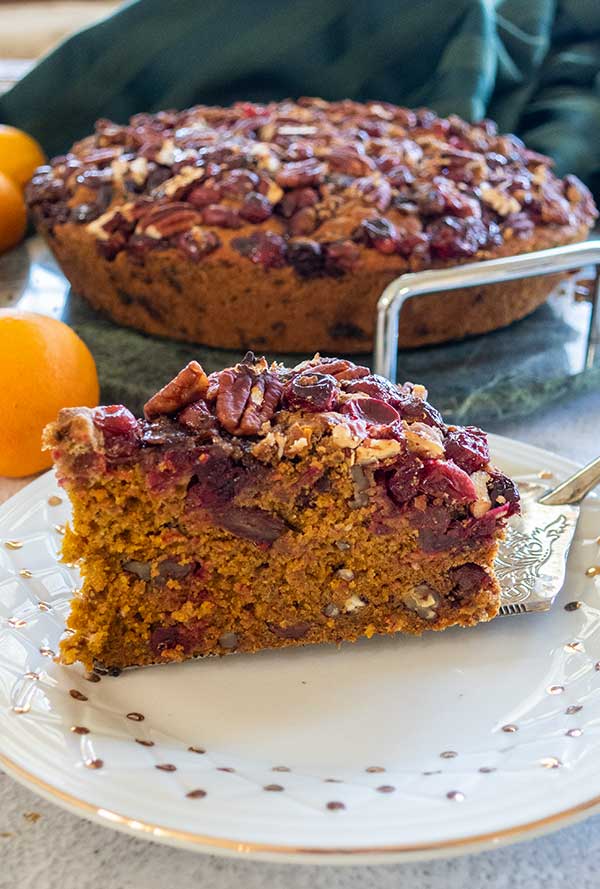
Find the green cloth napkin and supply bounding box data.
[1,0,599,195]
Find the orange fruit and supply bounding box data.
[0,310,100,477]
[0,124,46,188]
[0,170,27,253]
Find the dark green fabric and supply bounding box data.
[1,0,599,195]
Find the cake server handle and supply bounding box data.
[374,240,600,384]
[538,455,600,506]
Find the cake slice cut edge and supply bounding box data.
[43,353,520,671]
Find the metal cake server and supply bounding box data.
[498,455,600,615]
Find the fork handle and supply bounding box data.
[538,456,600,506]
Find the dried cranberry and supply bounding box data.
[215,506,287,544]
[175,229,220,262]
[231,232,287,268]
[445,427,490,473]
[201,204,243,228]
[278,187,319,218]
[393,394,444,429]
[93,405,140,460]
[287,239,324,277]
[239,192,272,223]
[342,374,399,402]
[177,401,216,437]
[341,397,400,426]
[141,417,190,446]
[385,454,423,505]
[283,372,339,412]
[415,178,478,218]
[186,451,243,508]
[187,184,222,207]
[487,472,520,515]
[428,216,501,259]
[324,240,361,273]
[421,460,477,504]
[449,563,491,599]
[354,217,398,254]
[150,619,207,655]
[96,235,125,261]
[220,169,259,197]
[408,504,454,551]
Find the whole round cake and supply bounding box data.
[26,98,597,353]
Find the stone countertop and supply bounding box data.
[1,384,599,889]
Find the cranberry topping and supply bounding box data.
[231,232,287,268]
[287,239,324,278]
[283,372,339,412]
[93,405,140,460]
[177,400,217,437]
[185,451,242,508]
[384,454,423,505]
[428,216,501,259]
[487,471,520,515]
[445,426,490,473]
[341,397,400,426]
[150,619,208,655]
[420,459,477,504]
[239,192,272,223]
[342,373,400,402]
[393,393,444,428]
[354,217,399,254]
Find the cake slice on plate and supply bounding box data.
[44,354,520,670]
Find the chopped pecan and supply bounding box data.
[295,356,370,381]
[144,361,209,419]
[216,359,283,435]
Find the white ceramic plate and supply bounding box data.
[1,434,599,864]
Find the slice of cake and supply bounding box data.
[44,354,520,670]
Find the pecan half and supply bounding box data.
[216,359,283,435]
[294,356,370,381]
[137,202,203,238]
[144,361,209,419]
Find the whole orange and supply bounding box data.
[0,311,100,477]
[0,170,27,253]
[0,124,46,188]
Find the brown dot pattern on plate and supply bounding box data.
[365,766,386,773]
[48,495,63,506]
[126,712,145,722]
[479,767,497,774]
[69,689,88,701]
[264,784,284,792]
[538,470,554,480]
[23,671,39,680]
[566,705,583,714]
[8,618,27,628]
[540,756,562,769]
[135,738,155,747]
[85,672,101,683]
[217,767,235,773]
[565,641,584,653]
[186,789,207,799]
[547,685,564,695]
[155,763,177,772]
[272,765,291,772]
[324,778,343,783]
[39,648,55,658]
[12,704,30,715]
[53,524,66,535]
[70,726,89,735]
[19,569,33,578]
[446,790,465,802]
[440,750,458,759]
[84,759,103,770]
[5,540,23,550]
[566,728,583,737]
[326,801,346,811]
[502,724,518,733]
[37,601,51,612]
[564,601,582,612]
[188,746,205,754]
[585,566,600,577]
[376,785,396,794]
[423,770,442,776]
